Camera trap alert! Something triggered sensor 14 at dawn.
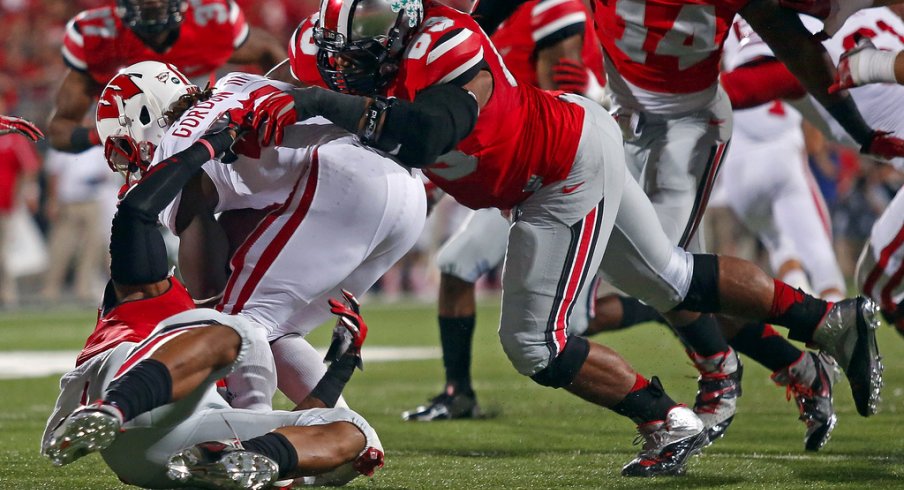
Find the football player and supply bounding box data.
[95,61,426,410]
[41,119,383,489]
[401,0,608,422]
[48,0,286,153]
[265,0,883,476]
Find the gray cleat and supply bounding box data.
[811,297,883,417]
[167,440,279,490]
[44,403,123,466]
[772,352,840,451]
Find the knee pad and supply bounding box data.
[530,336,590,388]
[674,254,721,313]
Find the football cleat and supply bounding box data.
[166,439,279,490]
[622,406,708,477]
[772,352,840,451]
[44,402,123,466]
[688,348,742,444]
[401,390,482,421]
[811,297,883,416]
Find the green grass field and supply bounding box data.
[1,300,903,489]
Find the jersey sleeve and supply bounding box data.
[61,16,89,72]
[531,0,586,51]
[228,0,250,48]
[406,20,488,91]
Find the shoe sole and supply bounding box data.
[167,448,278,490]
[848,298,883,417]
[805,413,837,452]
[46,412,118,466]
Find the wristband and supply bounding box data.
[359,96,395,145]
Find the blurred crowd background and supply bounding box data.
[0,0,901,308]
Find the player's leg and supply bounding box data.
[219,144,425,406]
[499,101,707,477]
[164,407,383,489]
[617,94,742,441]
[44,309,257,466]
[403,207,509,421]
[857,187,904,333]
[720,131,842,449]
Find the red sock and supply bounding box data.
[629,373,649,393]
[768,279,833,343]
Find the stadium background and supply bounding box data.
[0,0,902,488]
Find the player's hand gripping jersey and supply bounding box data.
[63,0,249,84]
[594,0,749,110]
[489,0,604,88]
[290,4,586,209]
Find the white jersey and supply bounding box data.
[806,8,904,170]
[723,16,804,143]
[153,72,356,231]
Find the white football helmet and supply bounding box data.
[96,61,197,182]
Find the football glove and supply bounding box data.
[0,115,43,142]
[250,90,297,147]
[552,59,589,95]
[324,289,367,370]
[862,130,904,159]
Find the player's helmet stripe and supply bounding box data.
[532,12,585,42]
[533,0,574,16]
[320,0,351,35]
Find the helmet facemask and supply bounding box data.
[117,0,187,38]
[315,0,423,95]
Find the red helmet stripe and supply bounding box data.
[320,0,346,32]
[97,74,144,121]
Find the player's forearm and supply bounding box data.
[290,84,478,167]
[47,116,99,152]
[742,0,874,145]
[297,353,358,410]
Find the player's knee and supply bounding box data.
[674,253,720,313]
[529,336,590,388]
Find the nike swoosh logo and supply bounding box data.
[562,182,584,194]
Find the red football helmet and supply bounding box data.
[314,0,424,95]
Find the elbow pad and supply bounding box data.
[370,84,479,167]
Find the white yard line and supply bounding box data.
[0,346,440,379]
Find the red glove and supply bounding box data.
[250,90,297,147]
[219,100,261,159]
[324,289,368,368]
[863,131,904,159]
[552,58,589,95]
[0,115,43,142]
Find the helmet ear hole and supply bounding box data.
[139,106,152,125]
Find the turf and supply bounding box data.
[1,299,903,489]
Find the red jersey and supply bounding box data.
[0,134,39,212]
[291,5,585,209]
[491,0,604,88]
[62,0,249,85]
[76,278,196,366]
[594,0,749,94]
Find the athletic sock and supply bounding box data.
[767,279,833,343]
[241,432,299,479]
[103,358,172,422]
[729,322,803,372]
[438,315,476,394]
[672,314,729,357]
[611,375,677,424]
[618,296,666,327]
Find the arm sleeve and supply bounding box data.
[110,131,233,285]
[721,59,807,110]
[293,83,479,168]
